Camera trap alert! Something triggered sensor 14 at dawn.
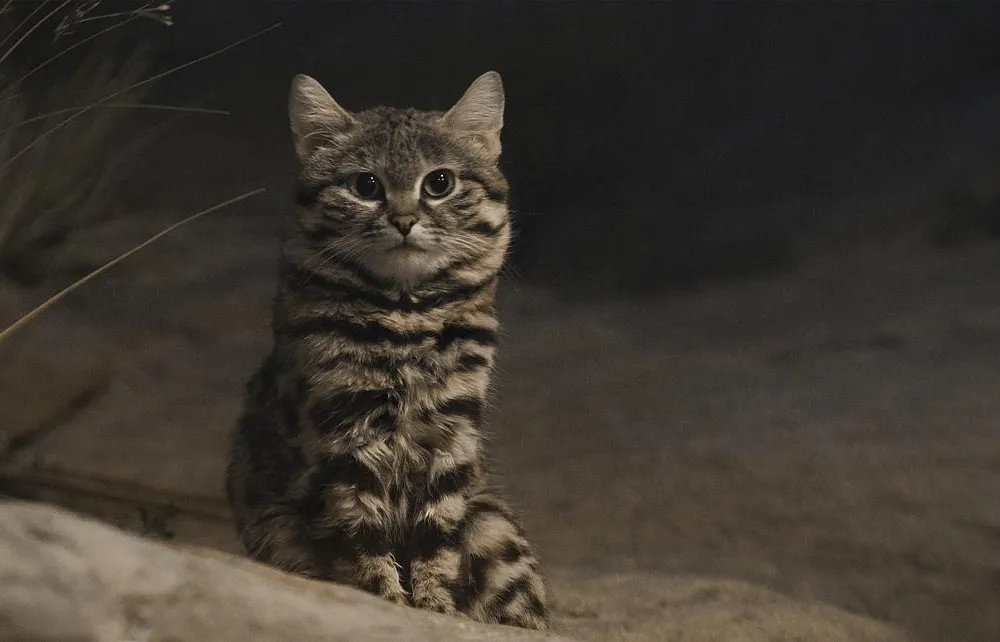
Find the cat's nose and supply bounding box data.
[390,214,419,236]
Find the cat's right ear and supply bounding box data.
[289,74,355,162]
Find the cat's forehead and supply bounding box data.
[356,106,439,128]
[347,107,455,167]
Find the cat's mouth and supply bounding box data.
[389,246,424,255]
[388,238,427,253]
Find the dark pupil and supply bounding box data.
[355,173,380,198]
[428,171,449,194]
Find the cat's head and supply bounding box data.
[289,72,509,292]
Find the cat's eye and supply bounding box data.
[422,169,455,198]
[350,172,384,200]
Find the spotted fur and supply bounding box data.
[225,71,548,630]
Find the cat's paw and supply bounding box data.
[380,587,409,607]
[411,583,460,616]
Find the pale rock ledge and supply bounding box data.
[0,502,909,642]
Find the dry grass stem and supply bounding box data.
[0,102,229,134]
[0,0,55,54]
[0,1,72,68]
[0,21,282,178]
[0,14,139,97]
[0,187,266,345]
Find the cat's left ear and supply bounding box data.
[442,71,504,158]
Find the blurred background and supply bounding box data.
[2,3,1000,641]
[142,2,1000,292]
[9,1,999,293]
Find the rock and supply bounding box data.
[0,501,911,642]
[548,570,912,642]
[0,501,571,642]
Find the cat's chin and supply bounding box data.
[364,246,445,292]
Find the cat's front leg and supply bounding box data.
[302,454,407,605]
[408,483,468,615]
[410,508,465,615]
[314,522,408,605]
[353,547,409,605]
[459,494,549,630]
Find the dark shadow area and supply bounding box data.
[13,1,996,295]
[124,1,1000,296]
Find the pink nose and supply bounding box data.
[391,214,418,236]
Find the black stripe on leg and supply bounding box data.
[438,325,498,350]
[456,352,489,371]
[310,527,360,563]
[314,522,394,567]
[410,518,461,561]
[354,523,395,555]
[427,463,475,501]
[485,574,533,612]
[464,496,519,526]
[365,571,389,596]
[467,552,491,597]
[525,594,548,620]
[500,539,530,564]
[436,396,483,423]
[298,454,383,522]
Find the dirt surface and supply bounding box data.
[1,204,998,641]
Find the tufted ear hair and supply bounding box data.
[442,71,504,158]
[288,74,355,162]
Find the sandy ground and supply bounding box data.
[1,205,998,641]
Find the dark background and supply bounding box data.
[161,2,1000,292]
[30,1,1000,295]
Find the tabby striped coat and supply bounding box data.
[225,72,548,630]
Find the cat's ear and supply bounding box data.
[289,74,355,162]
[442,71,504,157]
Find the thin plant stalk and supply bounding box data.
[0,0,72,69]
[0,0,51,54]
[0,21,282,178]
[73,10,146,24]
[0,102,229,134]
[0,15,139,98]
[0,187,266,345]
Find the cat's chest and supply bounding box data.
[349,429,439,526]
[305,367,451,462]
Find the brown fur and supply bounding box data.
[225,72,548,629]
